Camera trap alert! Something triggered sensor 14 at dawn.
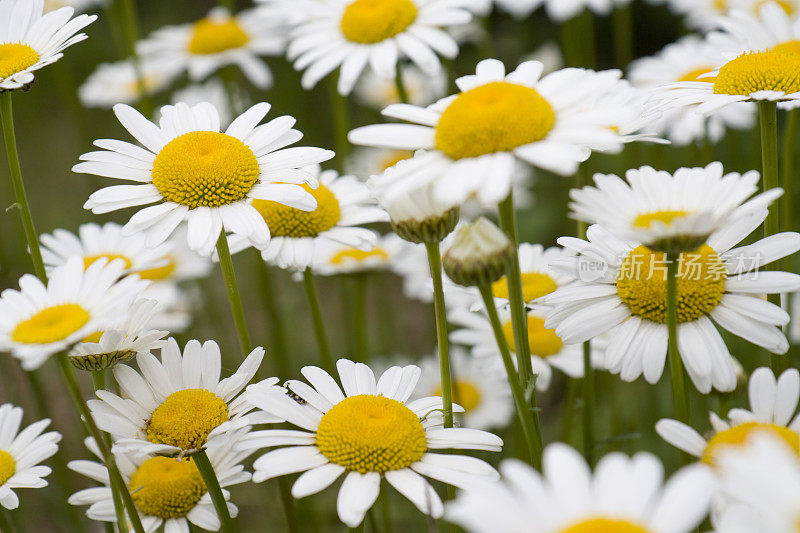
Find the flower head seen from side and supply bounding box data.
[542,218,800,393]
[0,404,61,510]
[69,429,253,531]
[351,59,636,209]
[89,338,271,458]
[285,0,471,95]
[354,64,447,109]
[313,233,397,276]
[78,57,183,109]
[239,359,503,527]
[0,257,146,370]
[227,167,388,271]
[569,163,782,253]
[445,442,715,533]
[74,101,334,256]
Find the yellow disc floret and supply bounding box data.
[0,43,39,79]
[771,40,800,56]
[252,183,341,238]
[502,315,564,357]
[187,18,249,55]
[677,67,716,83]
[492,272,558,302]
[152,131,260,209]
[632,210,692,229]
[11,304,90,344]
[129,457,206,519]
[617,245,726,324]
[330,247,389,265]
[315,395,427,474]
[138,256,177,280]
[83,254,133,270]
[0,449,16,486]
[713,51,800,96]
[340,0,418,44]
[560,518,650,533]
[147,389,229,450]
[435,81,556,160]
[701,422,799,467]
[435,381,481,412]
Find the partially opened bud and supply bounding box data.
[443,217,513,287]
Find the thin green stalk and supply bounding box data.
[257,262,291,377]
[328,77,350,170]
[303,268,335,372]
[0,91,46,281]
[0,509,14,533]
[666,254,690,429]
[92,370,105,392]
[116,0,152,117]
[215,231,252,358]
[581,342,595,465]
[478,284,543,469]
[194,451,238,533]
[353,274,369,362]
[612,4,634,70]
[395,64,409,105]
[782,109,798,265]
[277,477,300,533]
[561,378,579,444]
[380,489,393,533]
[423,242,453,429]
[349,524,365,533]
[218,0,235,10]
[561,9,596,67]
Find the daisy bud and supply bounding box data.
[393,207,460,244]
[443,217,513,287]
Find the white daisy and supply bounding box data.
[284,0,471,95]
[0,404,61,510]
[74,101,334,257]
[78,57,183,109]
[569,162,783,252]
[445,442,716,533]
[350,59,638,209]
[665,0,799,30]
[136,6,286,89]
[68,429,252,532]
[172,78,238,128]
[0,0,97,91]
[531,0,633,22]
[312,233,397,276]
[227,166,388,271]
[0,257,146,370]
[89,338,272,458]
[239,359,503,527]
[542,217,800,393]
[354,64,447,109]
[139,282,193,333]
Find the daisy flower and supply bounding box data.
[0,0,97,91]
[285,0,472,95]
[78,58,182,109]
[0,404,61,510]
[656,367,800,467]
[74,101,334,257]
[313,233,397,276]
[350,59,637,209]
[69,429,253,531]
[354,64,447,109]
[541,217,800,393]
[136,7,286,89]
[227,167,388,271]
[239,359,503,527]
[0,257,146,370]
[569,163,783,253]
[665,0,799,30]
[531,0,633,22]
[445,442,715,533]
[89,338,271,458]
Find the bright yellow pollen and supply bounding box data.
[435,81,555,160]
[330,247,389,265]
[491,273,558,302]
[129,457,206,519]
[82,331,104,343]
[0,450,16,486]
[340,0,418,44]
[83,254,133,270]
[702,422,799,467]
[11,304,90,344]
[713,51,800,96]
[0,43,39,79]
[617,244,726,324]
[187,18,249,55]
[147,389,229,450]
[138,257,177,281]
[435,381,481,412]
[632,210,693,229]
[677,67,716,83]
[560,518,650,533]
[502,316,563,358]
[379,150,414,171]
[252,183,341,238]
[771,40,800,56]
[315,395,427,474]
[152,131,260,209]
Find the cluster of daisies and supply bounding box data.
[2,0,800,531]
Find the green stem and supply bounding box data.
[277,477,300,533]
[349,524,365,533]
[328,77,350,171]
[91,370,105,392]
[561,378,579,444]
[116,0,152,117]
[218,0,235,10]
[215,231,252,358]
[257,262,290,377]
[612,4,634,70]
[394,64,409,104]
[782,109,798,266]
[194,451,238,533]
[303,268,334,372]
[561,9,596,67]
[0,509,14,533]
[581,341,595,465]
[353,274,369,362]
[380,489,393,533]
[666,254,690,428]
[478,284,543,469]
[423,242,453,429]
[0,91,46,281]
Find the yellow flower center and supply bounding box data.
[502,315,564,358]
[434,381,481,412]
[491,272,558,302]
[677,67,716,83]
[771,40,800,56]
[147,389,229,450]
[340,0,418,44]
[631,210,693,229]
[713,51,800,97]
[138,256,177,281]
[315,395,427,474]
[617,245,726,324]
[0,450,16,486]
[152,131,260,209]
[187,18,249,55]
[379,150,414,171]
[702,422,799,466]
[83,254,133,270]
[560,518,650,533]
[0,43,39,79]
[435,81,555,160]
[252,183,341,238]
[129,457,206,519]
[82,331,104,343]
[11,304,91,344]
[330,247,389,265]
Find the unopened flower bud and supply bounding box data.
[443,217,513,287]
